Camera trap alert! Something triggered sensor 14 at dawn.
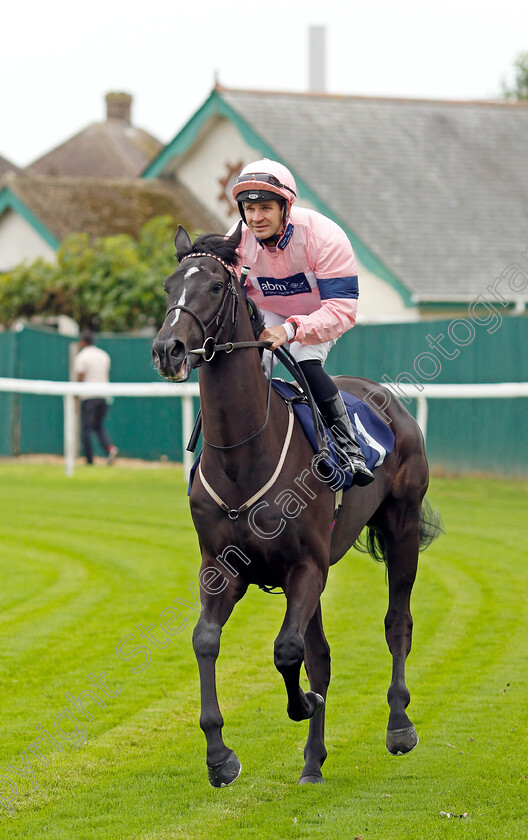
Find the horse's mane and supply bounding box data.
[176,233,240,269]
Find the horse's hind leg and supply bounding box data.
[299,601,330,785]
[382,500,421,755]
[192,574,248,787]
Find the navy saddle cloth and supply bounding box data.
[189,380,394,493]
[271,379,394,490]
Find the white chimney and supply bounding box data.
[308,25,326,92]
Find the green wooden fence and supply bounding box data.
[0,317,526,475]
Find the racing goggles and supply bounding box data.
[235,172,296,197]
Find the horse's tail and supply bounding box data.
[417,497,445,552]
[353,497,444,565]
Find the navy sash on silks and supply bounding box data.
[188,380,395,494]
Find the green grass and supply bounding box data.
[0,464,527,839]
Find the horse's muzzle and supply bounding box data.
[152,337,190,381]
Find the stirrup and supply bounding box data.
[348,452,374,485]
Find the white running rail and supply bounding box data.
[0,378,527,477]
[383,381,528,444]
[0,378,200,477]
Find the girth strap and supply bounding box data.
[197,402,295,520]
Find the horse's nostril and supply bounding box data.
[170,340,185,360]
[152,339,165,365]
[152,337,186,373]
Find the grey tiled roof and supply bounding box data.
[220,88,528,300]
[2,175,219,241]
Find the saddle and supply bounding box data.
[269,380,394,491]
[188,378,394,495]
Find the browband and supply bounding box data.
[179,252,234,274]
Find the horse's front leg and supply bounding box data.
[298,601,330,785]
[274,560,326,725]
[383,502,420,755]
[192,569,248,787]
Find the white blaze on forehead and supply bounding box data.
[170,286,187,326]
[170,266,201,325]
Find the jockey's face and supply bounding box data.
[243,200,283,240]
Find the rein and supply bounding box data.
[202,372,274,451]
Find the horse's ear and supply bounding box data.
[226,220,243,250]
[174,225,191,257]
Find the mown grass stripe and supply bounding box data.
[0,466,526,839]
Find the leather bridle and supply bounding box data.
[164,252,242,363]
[164,251,272,450]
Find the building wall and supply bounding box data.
[0,210,56,271]
[356,264,418,321]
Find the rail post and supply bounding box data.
[416,395,428,443]
[64,394,77,477]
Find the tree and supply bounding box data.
[502,51,528,100]
[0,216,178,332]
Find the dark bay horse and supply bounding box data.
[152,222,442,787]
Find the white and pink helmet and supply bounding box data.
[232,159,297,224]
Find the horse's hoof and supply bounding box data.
[287,692,325,722]
[386,725,419,755]
[298,773,326,785]
[307,691,325,717]
[207,751,242,787]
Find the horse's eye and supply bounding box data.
[212,282,223,294]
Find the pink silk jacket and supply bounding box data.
[229,206,359,345]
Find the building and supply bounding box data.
[27,92,162,179]
[3,85,528,323]
[143,85,528,322]
[0,173,219,272]
[0,93,216,273]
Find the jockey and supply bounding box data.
[230,158,373,485]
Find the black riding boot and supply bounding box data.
[319,393,374,486]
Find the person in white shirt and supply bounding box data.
[73,331,118,465]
